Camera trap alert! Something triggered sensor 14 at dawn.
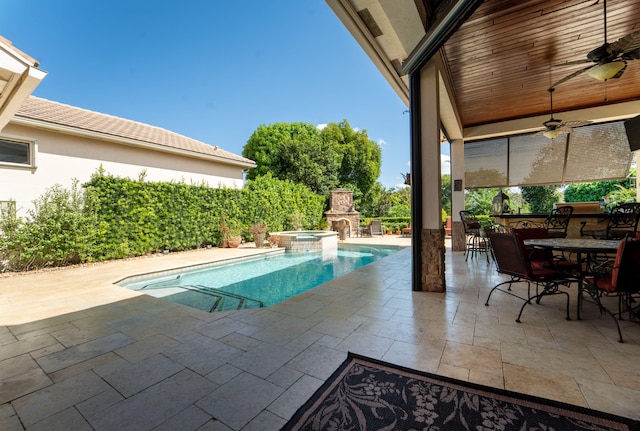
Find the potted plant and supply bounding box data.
[249,222,267,248]
[220,214,243,248]
[227,227,243,248]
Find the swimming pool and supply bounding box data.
[118,244,402,312]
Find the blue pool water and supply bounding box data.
[118,244,401,312]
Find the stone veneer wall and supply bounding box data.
[325,189,359,236]
[276,232,338,251]
[420,228,446,292]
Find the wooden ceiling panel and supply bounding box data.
[440,0,640,127]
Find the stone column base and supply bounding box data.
[451,221,466,252]
[419,228,446,292]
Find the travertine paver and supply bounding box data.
[0,236,639,430]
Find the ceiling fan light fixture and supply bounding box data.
[543,129,563,139]
[588,61,626,80]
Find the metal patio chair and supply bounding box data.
[485,231,575,323]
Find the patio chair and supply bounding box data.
[460,210,490,261]
[545,206,573,238]
[581,237,640,342]
[485,231,574,323]
[362,219,383,236]
[580,202,640,240]
[402,221,412,237]
[511,227,578,272]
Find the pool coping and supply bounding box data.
[115,248,286,286]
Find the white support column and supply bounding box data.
[450,138,466,251]
[417,59,445,292]
[420,61,442,229]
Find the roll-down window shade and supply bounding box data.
[464,121,633,188]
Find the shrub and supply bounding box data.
[0,180,102,271]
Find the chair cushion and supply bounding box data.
[610,240,626,291]
[585,275,615,293]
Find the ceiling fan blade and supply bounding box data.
[609,30,640,56]
[553,59,592,67]
[561,120,590,128]
[550,64,595,88]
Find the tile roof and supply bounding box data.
[14,96,255,167]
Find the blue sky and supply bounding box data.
[2,1,447,188]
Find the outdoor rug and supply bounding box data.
[281,352,640,431]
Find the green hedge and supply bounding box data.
[0,171,326,270]
[84,172,326,260]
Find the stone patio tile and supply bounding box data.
[49,352,129,382]
[106,312,170,338]
[205,364,242,385]
[12,370,110,427]
[0,326,16,345]
[164,336,243,375]
[51,324,117,347]
[242,410,287,431]
[152,405,212,431]
[154,314,212,338]
[334,331,394,358]
[286,344,347,380]
[87,369,215,431]
[230,342,298,379]
[267,374,323,420]
[0,403,23,431]
[196,420,232,431]
[218,332,262,351]
[114,333,181,363]
[196,317,247,340]
[12,322,73,342]
[103,353,184,397]
[75,387,124,421]
[267,365,304,389]
[196,372,284,430]
[36,332,133,373]
[28,407,92,431]
[0,353,41,381]
[0,366,52,404]
[0,333,60,361]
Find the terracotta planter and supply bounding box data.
[228,237,241,248]
[254,233,265,248]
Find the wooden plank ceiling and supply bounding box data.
[440,0,640,128]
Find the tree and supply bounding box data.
[564,179,633,203]
[465,188,499,216]
[521,185,561,213]
[274,139,340,196]
[441,174,451,217]
[242,120,383,212]
[242,123,321,181]
[320,120,382,199]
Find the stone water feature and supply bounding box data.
[324,189,359,238]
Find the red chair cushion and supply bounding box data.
[585,275,615,293]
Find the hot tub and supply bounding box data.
[272,230,338,251]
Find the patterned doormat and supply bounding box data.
[281,353,639,431]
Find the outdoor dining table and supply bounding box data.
[524,238,621,319]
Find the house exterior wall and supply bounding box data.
[1,123,245,215]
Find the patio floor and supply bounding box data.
[1,236,639,430]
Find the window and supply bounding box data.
[0,137,36,168]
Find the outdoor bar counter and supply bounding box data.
[493,202,608,239]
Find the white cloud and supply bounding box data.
[378,138,387,146]
[441,153,451,174]
[316,123,327,130]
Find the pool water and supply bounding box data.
[118,244,402,312]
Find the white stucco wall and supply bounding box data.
[1,123,246,215]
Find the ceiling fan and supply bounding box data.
[551,0,640,88]
[536,88,590,139]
